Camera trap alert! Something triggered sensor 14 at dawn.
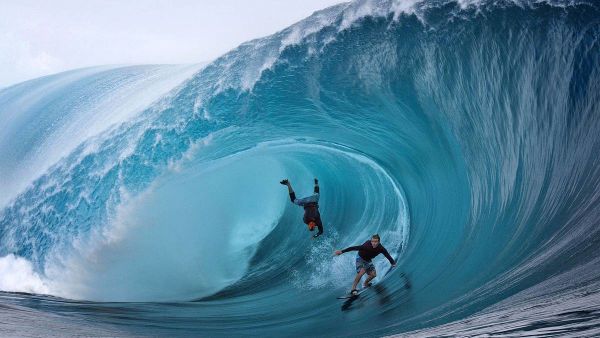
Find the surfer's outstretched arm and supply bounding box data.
[314,178,319,194]
[334,245,361,255]
[382,247,396,266]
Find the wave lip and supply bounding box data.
[0,64,202,208]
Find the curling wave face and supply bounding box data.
[1,0,599,336]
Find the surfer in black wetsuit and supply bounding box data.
[280,178,324,238]
[335,234,396,295]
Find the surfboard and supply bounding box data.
[336,286,370,299]
[336,267,399,300]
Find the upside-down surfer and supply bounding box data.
[335,234,396,296]
[280,178,324,238]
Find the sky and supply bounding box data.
[0,0,343,87]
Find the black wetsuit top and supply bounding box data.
[342,240,395,264]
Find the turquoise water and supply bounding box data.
[1,0,599,336]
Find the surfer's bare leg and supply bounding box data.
[285,182,294,194]
[280,179,296,201]
[363,270,376,287]
[352,268,367,291]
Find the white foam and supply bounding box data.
[0,254,50,294]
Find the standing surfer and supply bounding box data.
[334,234,396,295]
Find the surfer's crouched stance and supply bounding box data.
[280,178,324,238]
[335,234,396,295]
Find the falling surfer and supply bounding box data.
[280,178,324,238]
[334,234,396,296]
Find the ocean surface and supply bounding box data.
[1,0,599,336]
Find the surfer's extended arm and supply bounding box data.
[341,245,362,253]
[334,245,361,256]
[381,246,396,265]
[314,178,319,194]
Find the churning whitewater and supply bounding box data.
[1,0,600,336]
